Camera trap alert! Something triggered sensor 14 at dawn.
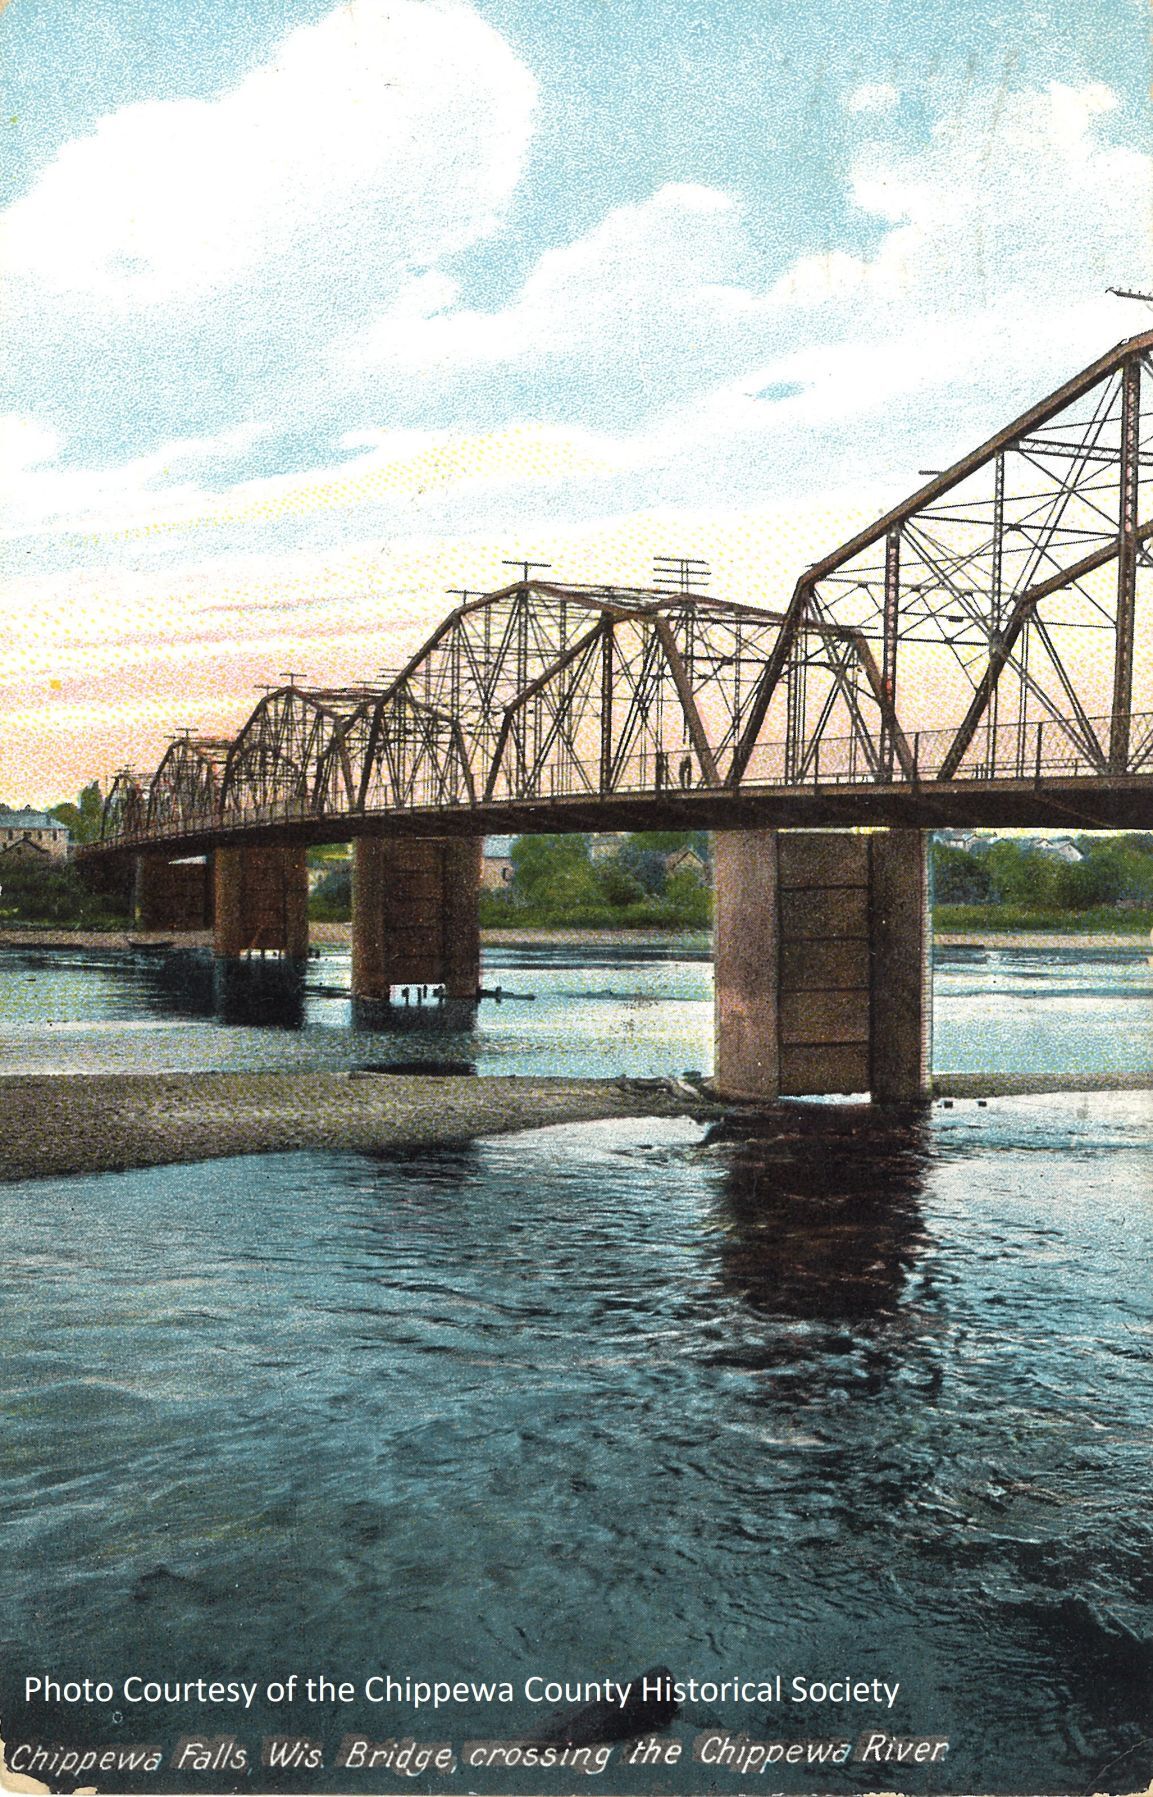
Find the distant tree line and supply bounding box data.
[932,835,1153,913]
[48,781,105,845]
[0,855,129,927]
[309,857,352,921]
[481,832,712,930]
[9,779,1152,936]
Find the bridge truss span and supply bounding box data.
[219,685,363,828]
[95,334,1153,854]
[731,332,1153,790]
[358,688,476,814]
[145,735,232,838]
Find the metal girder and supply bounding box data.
[651,616,721,786]
[101,771,146,844]
[146,737,229,836]
[220,687,359,824]
[91,335,1153,853]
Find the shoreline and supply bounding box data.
[933,930,1151,949]
[1,923,1149,952]
[1,1070,1150,1184]
[0,1073,705,1184]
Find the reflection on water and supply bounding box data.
[1,1100,1151,1793]
[1,938,1152,1077]
[706,1106,933,1323]
[213,953,307,1027]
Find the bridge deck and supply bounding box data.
[81,771,1153,862]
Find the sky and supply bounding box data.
[2,0,1152,802]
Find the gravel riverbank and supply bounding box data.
[5,1068,1152,1184]
[0,1072,706,1182]
[3,924,1151,951]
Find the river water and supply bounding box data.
[1,940,1151,1794]
[1,937,1152,1079]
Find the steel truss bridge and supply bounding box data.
[95,334,1153,856]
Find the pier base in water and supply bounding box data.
[351,992,478,1033]
[213,844,309,961]
[351,837,482,1004]
[713,829,931,1105]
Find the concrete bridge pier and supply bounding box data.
[713,829,931,1105]
[134,853,214,933]
[351,837,482,1029]
[212,843,309,1024]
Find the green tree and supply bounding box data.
[617,840,667,895]
[309,862,351,921]
[510,835,595,907]
[622,829,709,860]
[49,780,104,845]
[494,832,713,930]
[0,854,127,926]
[985,842,1056,908]
[596,860,647,907]
[1048,854,1121,910]
[660,865,712,928]
[931,844,993,904]
[1111,844,1153,903]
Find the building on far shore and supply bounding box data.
[1018,835,1084,864]
[482,835,514,891]
[935,828,1084,863]
[665,844,709,882]
[0,806,71,862]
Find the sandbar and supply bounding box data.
[0,1072,705,1183]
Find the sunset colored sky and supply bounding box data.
[2,0,1151,804]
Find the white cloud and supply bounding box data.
[300,74,1152,538]
[845,82,900,114]
[0,0,536,305]
[338,182,747,374]
[0,420,277,540]
[842,80,1148,311]
[336,78,1150,403]
[5,37,1153,801]
[3,73,1151,592]
[0,412,61,475]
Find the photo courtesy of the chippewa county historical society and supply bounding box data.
[1,0,1153,1794]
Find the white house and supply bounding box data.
[0,807,71,861]
[481,835,515,891]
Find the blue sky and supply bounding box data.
[1,0,1151,798]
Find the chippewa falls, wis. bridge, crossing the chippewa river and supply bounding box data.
[79,330,1153,1106]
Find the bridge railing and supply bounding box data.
[903,711,1153,785]
[740,711,1153,787]
[96,707,1153,849]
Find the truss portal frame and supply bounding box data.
[101,771,147,845]
[729,330,1153,787]
[145,736,232,838]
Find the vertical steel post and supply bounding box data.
[599,622,614,794]
[881,529,900,779]
[1111,356,1141,773]
[785,657,803,784]
[988,452,1005,771]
